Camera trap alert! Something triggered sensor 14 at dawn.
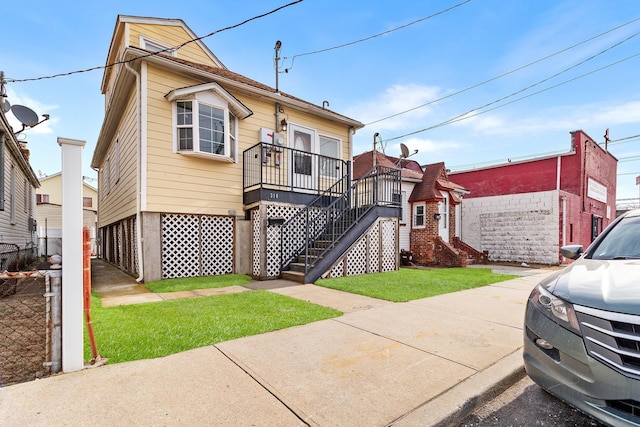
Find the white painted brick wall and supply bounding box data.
[460,190,559,264]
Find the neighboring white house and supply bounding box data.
[35,172,98,256]
[0,107,40,269]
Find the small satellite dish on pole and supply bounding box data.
[400,143,410,158]
[11,105,39,127]
[1,99,10,113]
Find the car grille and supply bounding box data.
[575,305,640,378]
[608,399,640,419]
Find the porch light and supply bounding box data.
[280,118,287,132]
[434,213,442,220]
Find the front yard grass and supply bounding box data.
[315,267,519,302]
[85,291,341,364]
[145,274,252,293]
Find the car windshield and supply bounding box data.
[590,215,640,260]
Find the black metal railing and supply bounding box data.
[281,164,401,277]
[243,142,350,197]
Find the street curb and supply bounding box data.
[390,349,526,427]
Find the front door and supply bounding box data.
[438,191,449,242]
[289,124,317,191]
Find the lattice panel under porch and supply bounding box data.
[266,204,301,278]
[368,222,380,272]
[380,220,397,272]
[346,237,367,276]
[329,260,344,277]
[202,216,234,276]
[252,210,261,277]
[132,217,139,275]
[161,214,200,279]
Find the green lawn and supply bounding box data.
[145,274,252,293]
[315,268,519,302]
[84,291,341,364]
[85,267,519,364]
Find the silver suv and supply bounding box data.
[524,209,640,426]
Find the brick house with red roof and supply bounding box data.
[354,151,482,266]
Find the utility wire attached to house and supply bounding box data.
[5,0,304,84]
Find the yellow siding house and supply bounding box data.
[92,15,400,283]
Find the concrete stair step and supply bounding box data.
[281,270,305,283]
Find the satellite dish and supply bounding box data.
[400,143,410,158]
[11,105,39,127]
[1,99,10,113]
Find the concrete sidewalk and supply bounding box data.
[0,265,553,426]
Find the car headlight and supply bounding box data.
[529,284,581,335]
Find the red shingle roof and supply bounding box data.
[409,162,468,203]
[352,150,423,180]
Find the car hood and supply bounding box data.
[541,259,640,315]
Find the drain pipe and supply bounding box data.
[124,62,144,283]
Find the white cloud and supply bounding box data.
[449,99,640,138]
[347,83,443,132]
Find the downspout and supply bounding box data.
[124,62,144,282]
[558,155,566,255]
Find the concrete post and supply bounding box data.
[58,137,86,372]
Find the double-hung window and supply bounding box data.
[167,83,252,163]
[414,204,425,228]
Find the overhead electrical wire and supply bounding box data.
[366,15,640,126]
[382,34,640,144]
[281,0,471,73]
[6,0,303,83]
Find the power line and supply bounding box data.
[366,16,640,126]
[282,0,471,72]
[609,133,640,144]
[6,0,303,83]
[383,47,640,143]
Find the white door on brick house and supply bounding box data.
[438,191,449,242]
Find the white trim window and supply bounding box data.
[140,35,176,56]
[167,83,252,163]
[319,135,341,178]
[413,203,425,228]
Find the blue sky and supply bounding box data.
[2,0,639,203]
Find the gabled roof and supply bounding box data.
[409,162,468,203]
[353,150,423,180]
[101,15,226,93]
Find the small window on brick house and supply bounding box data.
[414,204,425,228]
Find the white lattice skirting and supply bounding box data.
[161,214,234,279]
[327,218,398,278]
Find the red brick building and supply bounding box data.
[448,130,617,264]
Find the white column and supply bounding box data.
[58,137,86,372]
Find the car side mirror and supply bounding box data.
[561,245,584,260]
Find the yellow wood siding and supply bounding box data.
[128,23,219,66]
[143,64,352,216]
[36,174,98,208]
[97,90,138,227]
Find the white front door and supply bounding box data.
[438,191,449,242]
[289,124,317,191]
